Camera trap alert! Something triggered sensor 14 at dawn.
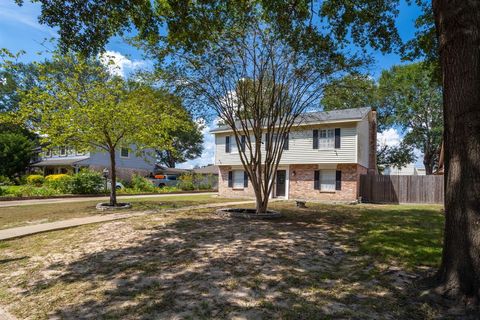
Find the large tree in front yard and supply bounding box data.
[170,21,350,213]
[20,53,187,206]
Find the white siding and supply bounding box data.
[215,123,358,165]
[356,117,370,168]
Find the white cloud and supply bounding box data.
[99,51,145,77]
[377,128,401,148]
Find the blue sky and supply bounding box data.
[0,0,424,168]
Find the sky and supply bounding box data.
[0,0,424,169]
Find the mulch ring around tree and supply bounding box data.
[215,207,282,219]
[96,202,132,211]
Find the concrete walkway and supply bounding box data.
[0,192,217,208]
[0,308,16,320]
[0,200,254,241]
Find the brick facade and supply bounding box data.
[219,163,367,202]
[218,166,256,198]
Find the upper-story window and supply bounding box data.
[120,147,129,158]
[59,146,67,156]
[45,149,52,158]
[313,128,341,149]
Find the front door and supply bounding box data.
[276,170,286,197]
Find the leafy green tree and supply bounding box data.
[376,143,416,174]
[379,63,442,174]
[0,132,35,178]
[156,119,203,168]
[20,52,186,206]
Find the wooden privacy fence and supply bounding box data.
[359,174,444,204]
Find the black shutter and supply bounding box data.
[334,128,341,149]
[244,171,248,187]
[241,135,246,152]
[265,133,269,150]
[314,170,320,190]
[313,130,319,149]
[225,136,230,153]
[284,133,289,150]
[228,171,233,187]
[335,170,342,190]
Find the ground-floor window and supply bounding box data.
[314,169,337,191]
[228,170,248,189]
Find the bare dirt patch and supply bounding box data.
[0,202,456,319]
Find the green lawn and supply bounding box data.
[0,194,243,230]
[0,201,449,319]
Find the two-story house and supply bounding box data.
[31,145,156,181]
[211,107,377,201]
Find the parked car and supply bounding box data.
[149,174,178,187]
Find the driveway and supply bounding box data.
[0,192,217,208]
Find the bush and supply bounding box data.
[158,185,180,193]
[177,172,196,191]
[130,174,156,192]
[0,187,6,196]
[198,183,212,190]
[0,175,12,186]
[69,170,103,194]
[44,174,73,193]
[17,185,57,197]
[26,175,45,186]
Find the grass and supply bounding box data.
[0,194,245,230]
[0,201,449,319]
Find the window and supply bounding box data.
[60,146,67,156]
[314,169,338,191]
[228,170,248,189]
[120,147,129,158]
[167,176,177,181]
[45,149,52,157]
[319,129,335,149]
[265,133,289,150]
[233,170,244,189]
[225,136,231,153]
[313,128,340,149]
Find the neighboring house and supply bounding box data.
[211,107,377,201]
[31,145,156,181]
[193,164,219,189]
[383,164,426,176]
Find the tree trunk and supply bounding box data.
[423,151,434,175]
[109,147,117,207]
[433,0,480,304]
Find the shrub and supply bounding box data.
[16,185,57,197]
[69,169,103,194]
[158,185,180,193]
[0,175,12,186]
[198,183,212,190]
[26,175,45,186]
[130,174,156,192]
[44,174,73,193]
[177,172,196,191]
[0,187,6,196]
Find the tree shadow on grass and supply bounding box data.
[22,204,448,319]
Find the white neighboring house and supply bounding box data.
[211,107,377,201]
[383,163,426,175]
[30,145,156,181]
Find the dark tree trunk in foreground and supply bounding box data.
[109,147,117,207]
[433,0,480,304]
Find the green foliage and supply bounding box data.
[158,185,180,193]
[68,170,103,194]
[0,186,5,196]
[379,63,443,174]
[15,185,57,197]
[44,174,73,193]
[0,132,35,178]
[20,52,188,205]
[177,172,195,191]
[26,174,45,186]
[0,175,12,186]
[130,174,156,192]
[377,144,416,173]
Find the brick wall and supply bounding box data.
[218,164,367,202]
[289,164,366,201]
[218,165,256,198]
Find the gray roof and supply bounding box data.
[193,165,218,175]
[210,107,371,133]
[31,157,90,167]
